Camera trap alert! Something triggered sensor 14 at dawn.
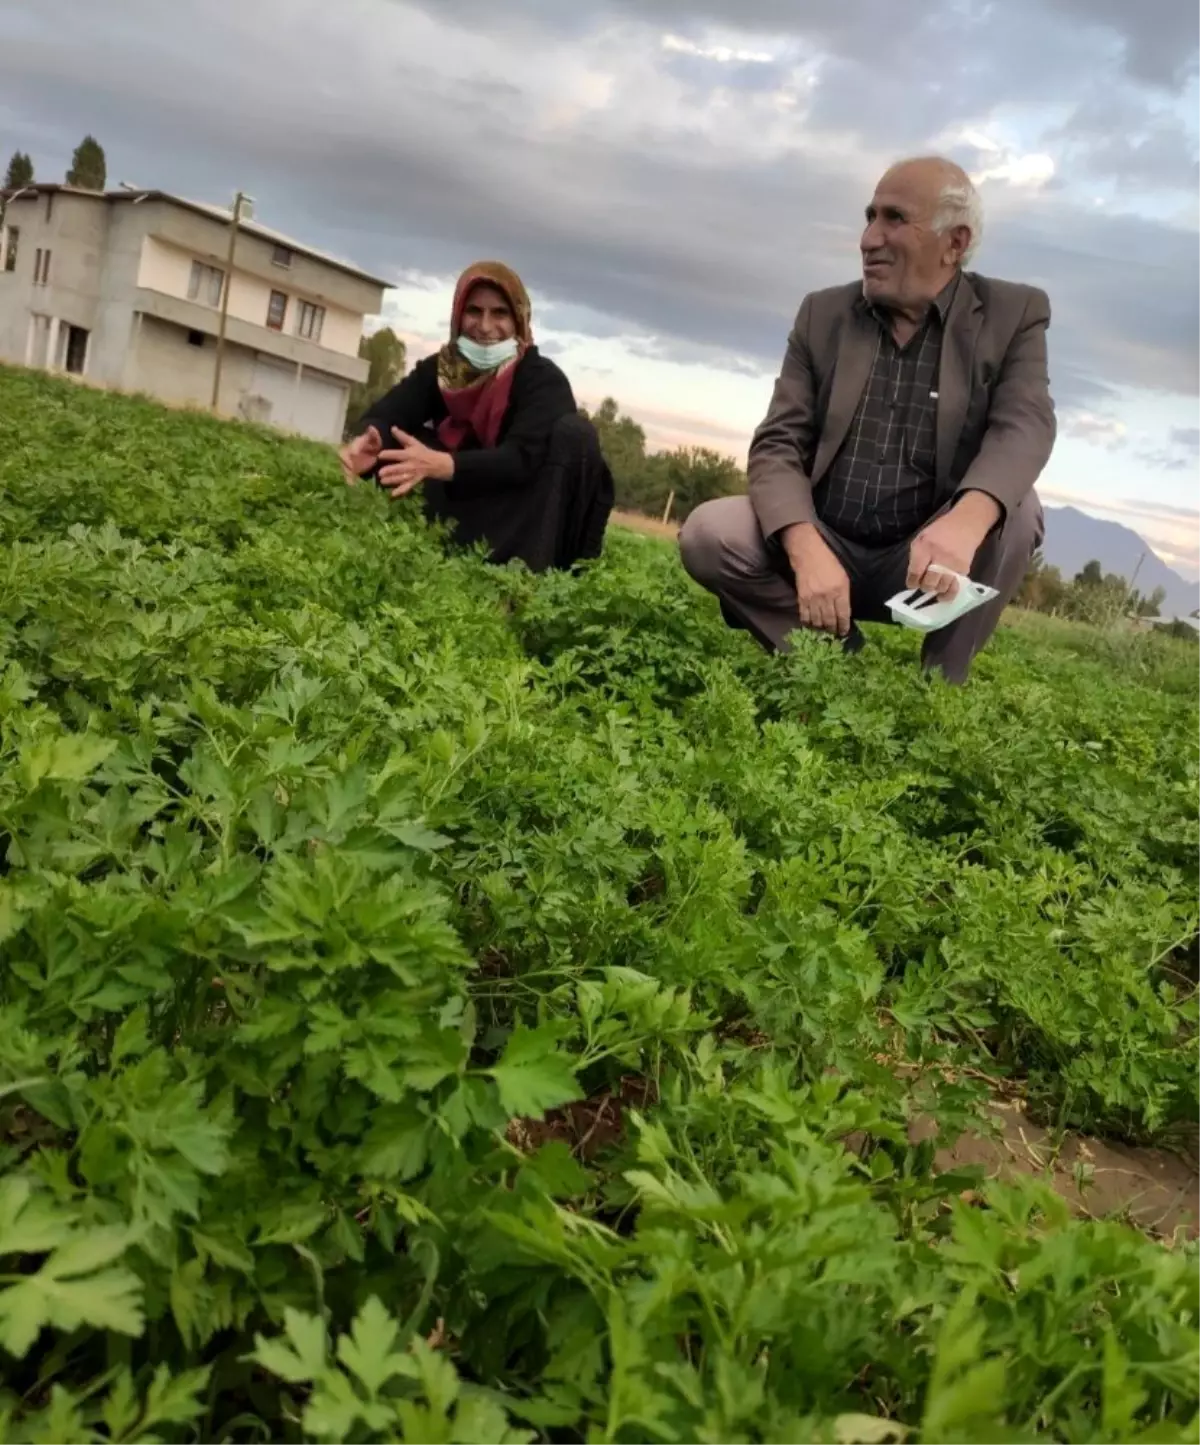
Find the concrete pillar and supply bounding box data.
[45,316,60,372]
[121,310,143,391]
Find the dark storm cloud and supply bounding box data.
[0,0,1195,415]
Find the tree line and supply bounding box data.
[582,398,746,522]
[1016,554,1196,638]
[4,136,108,192]
[1018,553,1165,624]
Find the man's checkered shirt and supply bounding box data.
[815,276,958,545]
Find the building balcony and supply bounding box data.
[132,287,367,383]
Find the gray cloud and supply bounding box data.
[405,0,1198,100]
[659,50,794,95]
[1089,494,1199,520]
[1169,426,1200,451]
[1063,413,1128,448]
[1136,450,1190,472]
[426,0,1198,91]
[0,0,1196,424]
[1049,90,1200,196]
[1034,0,1199,90]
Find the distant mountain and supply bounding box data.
[1040,505,1199,619]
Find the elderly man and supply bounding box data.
[679,156,1055,683]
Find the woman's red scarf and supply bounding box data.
[436,261,533,452]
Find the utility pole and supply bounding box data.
[1120,550,1146,626]
[210,189,253,412]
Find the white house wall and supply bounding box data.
[136,234,363,360]
[127,314,256,411]
[0,188,384,443]
[91,200,153,388]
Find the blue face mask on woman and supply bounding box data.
[456,334,519,371]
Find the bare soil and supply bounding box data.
[508,1075,1198,1241]
[610,508,680,539]
[913,1098,1198,1241]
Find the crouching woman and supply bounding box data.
[340,261,613,572]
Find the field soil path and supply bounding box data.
[611,508,680,538]
[912,1101,1198,1240]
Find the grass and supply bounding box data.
[0,363,1196,1444]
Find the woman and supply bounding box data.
[340,261,613,572]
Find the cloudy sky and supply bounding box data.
[3,0,1198,575]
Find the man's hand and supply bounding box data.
[781,522,852,636]
[339,426,382,486]
[377,427,454,498]
[907,491,1002,598]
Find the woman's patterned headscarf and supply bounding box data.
[435,261,532,452]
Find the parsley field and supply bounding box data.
[0,365,1197,1444]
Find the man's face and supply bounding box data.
[860,164,965,314]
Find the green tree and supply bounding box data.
[1133,586,1166,619]
[1063,571,1128,627]
[654,445,747,521]
[344,327,407,438]
[66,135,106,190]
[1160,617,1200,642]
[1016,550,1068,615]
[4,151,33,190]
[584,398,652,508]
[1016,552,1159,630]
[583,399,747,521]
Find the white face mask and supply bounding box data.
[456,334,519,371]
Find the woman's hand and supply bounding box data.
[339,426,382,485]
[377,427,454,497]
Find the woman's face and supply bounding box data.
[460,283,516,344]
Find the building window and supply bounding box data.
[186,330,205,347]
[188,260,225,307]
[271,244,293,268]
[64,325,89,375]
[297,300,325,343]
[266,289,288,330]
[33,247,51,286]
[1,226,17,273]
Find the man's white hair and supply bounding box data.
[933,175,983,266]
[892,156,984,266]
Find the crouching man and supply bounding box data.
[680,155,1055,682]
